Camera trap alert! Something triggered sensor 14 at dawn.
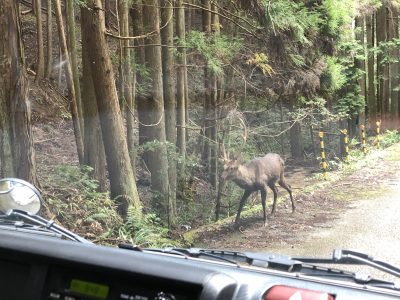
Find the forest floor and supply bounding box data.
[194,142,400,251]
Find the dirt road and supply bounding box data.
[196,142,400,278]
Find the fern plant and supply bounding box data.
[118,207,181,248]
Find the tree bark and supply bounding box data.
[209,3,219,189]
[186,0,192,32]
[201,0,212,167]
[104,0,111,29]
[388,3,399,128]
[142,0,171,223]
[366,14,376,126]
[53,0,84,163]
[0,0,37,185]
[161,0,177,225]
[66,0,84,138]
[131,1,150,162]
[176,0,187,161]
[118,0,136,174]
[34,0,45,80]
[376,4,388,123]
[80,6,107,191]
[355,17,366,114]
[45,0,53,78]
[81,0,142,219]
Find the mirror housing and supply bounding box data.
[0,178,42,214]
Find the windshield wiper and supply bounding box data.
[132,247,400,291]
[0,209,92,244]
[293,249,400,278]
[0,222,62,238]
[120,247,305,272]
[118,246,242,267]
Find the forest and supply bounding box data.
[0,0,400,246]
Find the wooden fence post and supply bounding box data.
[341,129,349,162]
[376,120,381,148]
[319,131,327,180]
[360,125,366,154]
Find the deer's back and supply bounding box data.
[247,153,284,185]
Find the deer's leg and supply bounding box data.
[260,189,267,227]
[278,180,295,213]
[268,183,279,216]
[234,190,252,227]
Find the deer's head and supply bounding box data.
[220,156,240,181]
[220,142,240,182]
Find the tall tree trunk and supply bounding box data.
[53,0,84,163]
[0,0,37,185]
[81,7,107,191]
[161,0,177,225]
[66,0,84,139]
[104,0,111,29]
[355,17,366,113]
[388,3,399,128]
[209,3,219,189]
[45,0,53,78]
[289,97,304,160]
[376,3,388,124]
[176,0,187,161]
[131,0,150,164]
[118,0,136,174]
[34,0,45,80]
[81,0,142,220]
[186,0,192,32]
[142,0,170,223]
[366,14,376,126]
[201,0,212,166]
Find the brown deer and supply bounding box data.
[217,152,295,228]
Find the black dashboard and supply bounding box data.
[1,229,400,300]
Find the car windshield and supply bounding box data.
[1,0,400,283]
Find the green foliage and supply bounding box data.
[118,207,181,248]
[183,31,242,74]
[74,0,88,8]
[134,63,152,96]
[288,54,306,67]
[380,130,400,148]
[263,0,321,44]
[373,37,400,64]
[43,165,122,241]
[330,40,365,116]
[44,165,184,247]
[136,140,173,155]
[292,97,343,126]
[334,89,364,116]
[321,56,347,92]
[136,140,184,170]
[319,0,354,39]
[246,53,275,75]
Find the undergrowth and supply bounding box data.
[42,165,182,247]
[42,165,121,240]
[119,207,181,248]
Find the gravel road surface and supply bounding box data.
[266,143,400,282]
